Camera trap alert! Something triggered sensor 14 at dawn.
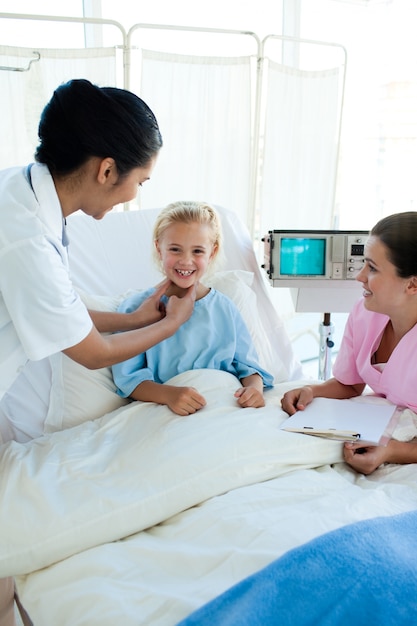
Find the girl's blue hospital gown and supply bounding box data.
[112,287,274,398]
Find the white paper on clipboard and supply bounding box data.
[281,396,402,445]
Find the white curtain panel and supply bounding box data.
[138,50,253,225]
[0,45,118,170]
[259,62,341,236]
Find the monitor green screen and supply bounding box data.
[280,238,326,276]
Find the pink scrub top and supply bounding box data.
[333,298,417,412]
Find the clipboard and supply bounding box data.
[281,397,402,446]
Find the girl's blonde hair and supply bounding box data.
[153,201,224,274]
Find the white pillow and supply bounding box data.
[205,270,272,374]
[44,271,271,433]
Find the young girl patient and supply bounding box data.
[112,201,274,415]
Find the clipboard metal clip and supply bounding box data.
[302,427,361,440]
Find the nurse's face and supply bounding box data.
[355,236,410,317]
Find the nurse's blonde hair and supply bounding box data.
[152,201,223,275]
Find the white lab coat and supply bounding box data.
[0,163,92,441]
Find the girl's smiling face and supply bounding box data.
[155,221,218,291]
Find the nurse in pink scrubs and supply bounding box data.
[281,211,417,475]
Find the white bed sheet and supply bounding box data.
[16,461,417,626]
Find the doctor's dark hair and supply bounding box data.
[35,78,162,176]
[371,211,417,278]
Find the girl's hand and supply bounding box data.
[165,385,206,416]
[234,386,265,408]
[281,386,314,415]
[343,442,389,475]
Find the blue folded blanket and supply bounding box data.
[178,510,417,625]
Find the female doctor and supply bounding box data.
[281,211,417,476]
[0,79,195,625]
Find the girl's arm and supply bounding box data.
[130,380,206,416]
[234,373,265,408]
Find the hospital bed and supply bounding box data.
[1,206,417,625]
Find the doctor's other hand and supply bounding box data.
[130,278,172,327]
[165,282,197,327]
[281,386,314,415]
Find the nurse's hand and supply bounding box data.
[281,386,314,415]
[343,442,389,475]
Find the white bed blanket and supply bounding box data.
[0,370,340,577]
[1,370,417,625]
[15,461,417,626]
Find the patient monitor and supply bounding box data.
[262,229,368,312]
[261,229,369,379]
[262,230,368,282]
